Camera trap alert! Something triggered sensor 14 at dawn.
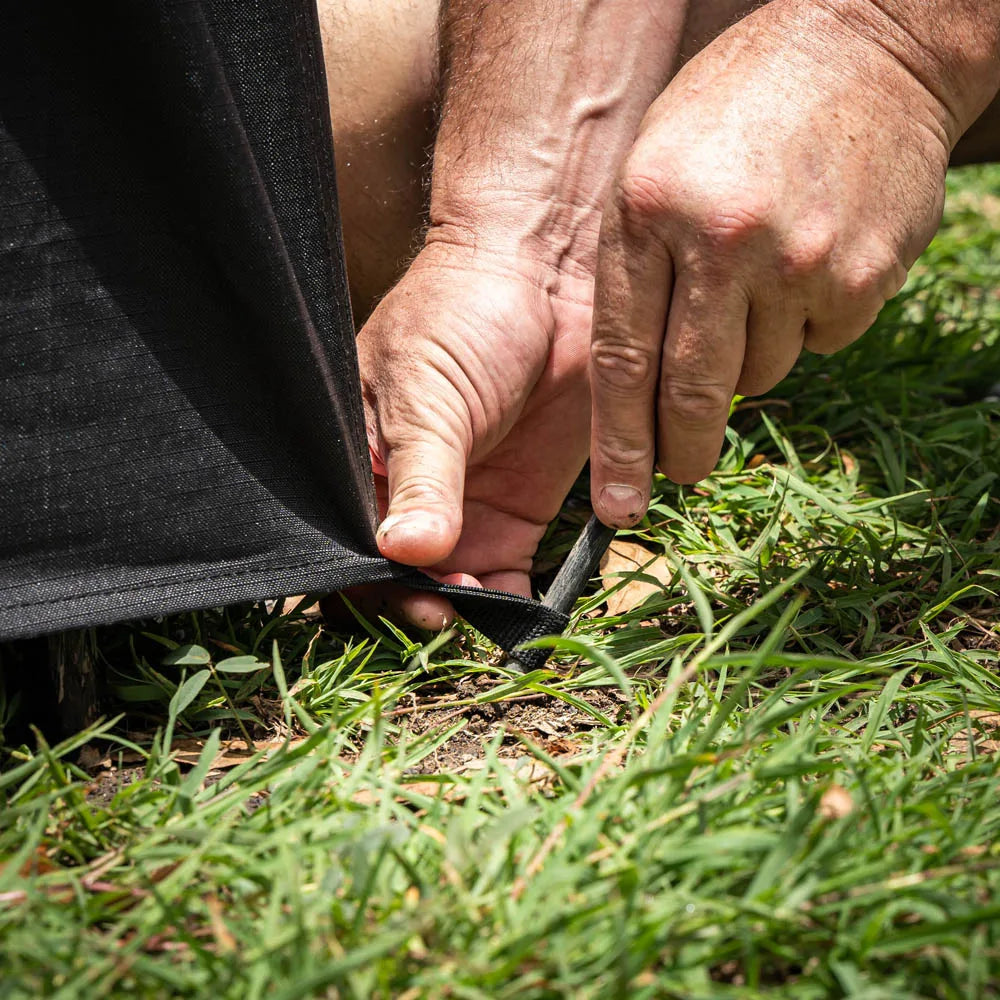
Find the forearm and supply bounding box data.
[815,0,1000,143]
[430,0,690,276]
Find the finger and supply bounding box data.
[804,252,908,354]
[476,570,531,597]
[656,272,748,483]
[397,590,458,630]
[802,284,885,355]
[398,570,479,630]
[430,497,544,575]
[737,298,805,397]
[802,292,888,356]
[320,585,456,632]
[377,435,467,568]
[589,196,673,528]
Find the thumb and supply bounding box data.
[375,434,466,568]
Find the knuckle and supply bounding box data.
[837,246,901,302]
[779,232,836,279]
[839,263,883,302]
[659,377,732,428]
[591,338,658,390]
[391,474,453,509]
[698,202,771,253]
[595,433,652,472]
[395,473,446,498]
[614,163,674,237]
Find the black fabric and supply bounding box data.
[0,0,568,654]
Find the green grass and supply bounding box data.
[2,164,999,999]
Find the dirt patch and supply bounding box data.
[84,764,149,808]
[391,675,628,775]
[77,675,628,806]
[82,754,273,812]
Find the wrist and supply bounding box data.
[405,214,598,324]
[810,0,1000,142]
[427,181,604,284]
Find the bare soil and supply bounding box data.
[80,675,629,807]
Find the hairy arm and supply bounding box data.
[826,0,1000,137]
[429,0,690,281]
[356,0,999,622]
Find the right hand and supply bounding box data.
[354,233,594,627]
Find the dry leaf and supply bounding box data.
[170,737,309,770]
[948,711,1000,756]
[204,895,237,954]
[457,756,558,787]
[599,540,672,616]
[819,784,854,820]
[77,744,108,772]
[81,736,312,778]
[264,595,322,618]
[351,755,575,806]
[351,780,465,806]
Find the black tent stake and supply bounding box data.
[505,514,617,671]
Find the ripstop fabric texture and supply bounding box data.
[0,0,568,656]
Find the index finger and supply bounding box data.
[655,269,748,484]
[589,195,673,528]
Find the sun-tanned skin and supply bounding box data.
[320,0,1000,630]
[588,1,1000,520]
[319,0,439,322]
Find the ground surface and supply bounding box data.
[1,164,1000,999]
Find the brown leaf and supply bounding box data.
[79,736,311,777]
[458,756,559,788]
[351,780,464,806]
[599,540,673,616]
[77,744,108,773]
[170,737,309,770]
[270,595,322,618]
[948,711,1000,756]
[351,756,579,807]
[205,894,237,954]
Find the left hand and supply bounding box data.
[589,0,955,526]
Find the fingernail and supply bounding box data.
[599,484,644,525]
[377,512,416,543]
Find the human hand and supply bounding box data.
[589,0,959,526]
[355,234,592,627]
[343,0,683,627]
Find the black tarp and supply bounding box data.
[0,0,568,656]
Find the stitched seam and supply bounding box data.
[2,554,387,611]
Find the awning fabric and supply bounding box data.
[0,0,568,656]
